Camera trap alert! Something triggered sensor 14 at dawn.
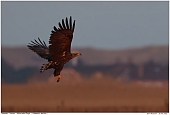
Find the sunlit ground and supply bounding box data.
[1,77,169,112]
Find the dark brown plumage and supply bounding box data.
[27,16,82,82]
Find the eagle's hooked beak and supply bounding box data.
[77,53,82,56]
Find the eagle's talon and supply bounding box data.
[56,75,61,83]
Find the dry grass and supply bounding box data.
[1,78,169,112]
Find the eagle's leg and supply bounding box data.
[56,75,61,82]
[40,61,53,73]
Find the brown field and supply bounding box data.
[1,78,169,112]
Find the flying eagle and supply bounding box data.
[27,16,82,82]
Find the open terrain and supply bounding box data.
[1,78,169,112]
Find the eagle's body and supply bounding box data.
[27,16,81,82]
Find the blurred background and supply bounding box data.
[1,1,169,112]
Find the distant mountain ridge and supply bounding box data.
[2,45,168,69]
[74,45,168,65]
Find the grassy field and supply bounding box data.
[1,78,169,112]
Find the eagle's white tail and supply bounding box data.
[40,61,53,72]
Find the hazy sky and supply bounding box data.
[1,1,168,49]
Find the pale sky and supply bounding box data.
[1,1,169,49]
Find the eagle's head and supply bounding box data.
[71,53,82,59]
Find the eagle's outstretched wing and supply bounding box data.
[49,16,75,62]
[27,38,50,60]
